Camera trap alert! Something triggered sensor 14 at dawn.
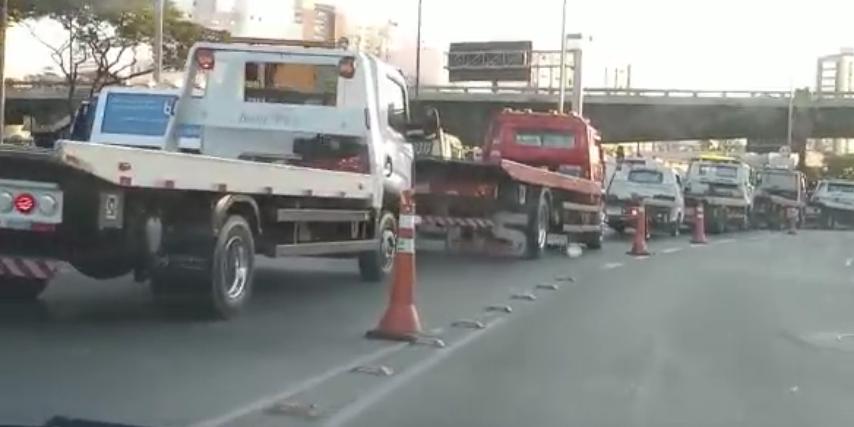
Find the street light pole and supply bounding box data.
[153,0,164,84]
[415,0,423,97]
[557,0,567,113]
[0,0,8,143]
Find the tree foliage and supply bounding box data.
[12,0,228,112]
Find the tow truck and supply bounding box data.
[0,40,417,318]
[751,167,806,229]
[414,109,605,258]
[683,154,753,233]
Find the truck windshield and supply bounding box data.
[244,62,339,106]
[628,169,664,184]
[698,164,738,178]
[514,131,575,148]
[827,183,854,193]
[760,172,797,190]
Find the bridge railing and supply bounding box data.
[414,85,795,99]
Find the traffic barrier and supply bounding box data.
[691,204,709,244]
[366,190,423,342]
[627,202,651,256]
[787,207,798,235]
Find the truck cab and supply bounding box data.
[751,167,806,229]
[683,155,753,233]
[483,109,604,183]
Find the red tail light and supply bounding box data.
[14,193,36,214]
[195,48,215,70]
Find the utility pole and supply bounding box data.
[415,0,423,97]
[0,0,8,143]
[153,0,164,84]
[557,0,567,113]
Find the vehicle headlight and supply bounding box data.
[38,194,58,216]
[0,191,12,213]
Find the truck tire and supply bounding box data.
[151,215,255,319]
[525,189,550,259]
[359,211,397,282]
[0,277,49,301]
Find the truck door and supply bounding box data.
[377,70,413,193]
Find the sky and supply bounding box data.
[8,0,854,90]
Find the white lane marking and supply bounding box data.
[191,342,409,427]
[660,247,684,254]
[324,316,510,427]
[846,258,853,267]
[601,262,624,270]
[717,238,736,244]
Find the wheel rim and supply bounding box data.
[222,236,249,300]
[537,203,548,248]
[380,228,397,272]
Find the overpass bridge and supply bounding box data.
[6,82,854,152]
[412,85,854,149]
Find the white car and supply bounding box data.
[605,164,685,236]
[810,179,854,229]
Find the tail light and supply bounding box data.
[14,193,36,214]
[195,48,215,70]
[338,57,356,79]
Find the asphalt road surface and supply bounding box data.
[2,230,853,427]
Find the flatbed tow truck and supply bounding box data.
[683,154,754,234]
[0,40,417,318]
[413,109,605,258]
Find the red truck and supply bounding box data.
[414,108,605,258]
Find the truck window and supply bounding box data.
[628,169,664,184]
[699,164,738,178]
[759,172,797,190]
[244,62,338,105]
[514,131,575,148]
[827,183,854,193]
[381,76,408,134]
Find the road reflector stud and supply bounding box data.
[536,283,560,291]
[511,293,537,301]
[413,336,447,348]
[266,401,322,418]
[452,319,486,329]
[351,365,395,376]
[486,305,513,313]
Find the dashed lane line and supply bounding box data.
[601,262,624,270]
[846,258,853,268]
[660,247,684,254]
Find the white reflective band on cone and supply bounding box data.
[400,214,416,229]
[397,238,415,254]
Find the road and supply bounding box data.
[1,230,853,427]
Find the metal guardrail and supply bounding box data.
[414,85,854,100]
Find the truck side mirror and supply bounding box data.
[422,107,441,136]
[387,104,407,134]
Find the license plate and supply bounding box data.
[606,207,622,216]
[0,218,33,230]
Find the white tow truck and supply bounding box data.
[0,41,417,318]
[683,155,754,234]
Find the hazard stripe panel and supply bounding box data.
[417,215,495,229]
[0,257,59,280]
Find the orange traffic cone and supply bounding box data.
[628,203,651,256]
[691,204,709,244]
[366,190,422,342]
[787,207,798,235]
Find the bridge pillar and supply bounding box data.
[791,88,815,171]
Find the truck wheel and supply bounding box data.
[525,189,550,259]
[359,211,397,282]
[151,215,255,319]
[0,278,49,301]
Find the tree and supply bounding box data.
[18,0,228,113]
